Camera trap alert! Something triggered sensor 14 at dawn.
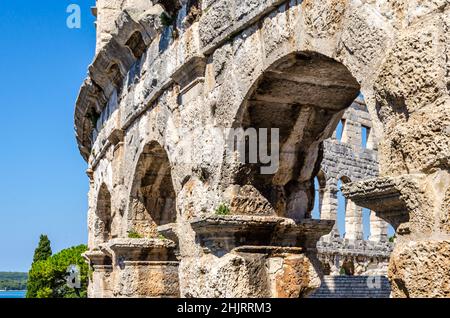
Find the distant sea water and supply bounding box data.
[0,290,26,298]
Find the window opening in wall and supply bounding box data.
[363,208,371,240]
[337,179,347,238]
[312,177,321,220]
[362,125,370,149]
[388,224,395,238]
[336,119,345,142]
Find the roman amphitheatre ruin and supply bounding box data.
[76,0,450,298]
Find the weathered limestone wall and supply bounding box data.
[76,0,450,298]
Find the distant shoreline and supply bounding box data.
[0,272,28,292]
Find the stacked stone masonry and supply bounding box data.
[76,0,450,298]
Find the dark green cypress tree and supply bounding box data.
[32,234,52,263]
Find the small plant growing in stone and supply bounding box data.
[215,203,230,216]
[128,229,142,239]
[158,234,167,240]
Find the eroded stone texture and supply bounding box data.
[78,0,450,298]
[389,240,450,298]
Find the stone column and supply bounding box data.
[183,215,334,298]
[341,119,361,147]
[102,238,180,298]
[83,250,113,298]
[366,126,376,150]
[344,199,363,241]
[320,187,337,222]
[320,186,341,241]
[369,211,388,243]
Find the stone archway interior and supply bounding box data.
[96,184,112,243]
[342,259,355,276]
[130,141,176,237]
[231,52,360,221]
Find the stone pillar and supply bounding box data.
[86,173,97,250]
[341,119,361,147]
[320,187,337,222]
[344,199,363,241]
[366,126,376,150]
[101,238,180,298]
[180,215,334,298]
[83,250,113,298]
[369,211,388,243]
[320,186,340,240]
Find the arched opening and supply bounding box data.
[229,52,360,221]
[129,141,177,237]
[96,184,113,243]
[107,63,123,90]
[335,119,345,142]
[126,31,147,59]
[341,259,355,276]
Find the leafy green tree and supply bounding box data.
[26,245,88,298]
[32,235,52,263]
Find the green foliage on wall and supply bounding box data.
[215,203,231,216]
[128,229,143,238]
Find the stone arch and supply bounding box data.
[107,62,123,90]
[95,183,113,244]
[125,31,147,59]
[128,141,177,237]
[224,51,360,222]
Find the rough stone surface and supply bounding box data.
[78,0,450,298]
[389,240,450,298]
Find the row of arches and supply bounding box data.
[94,142,177,244]
[91,51,392,247]
[94,151,391,244]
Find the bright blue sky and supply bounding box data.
[0,1,95,272]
